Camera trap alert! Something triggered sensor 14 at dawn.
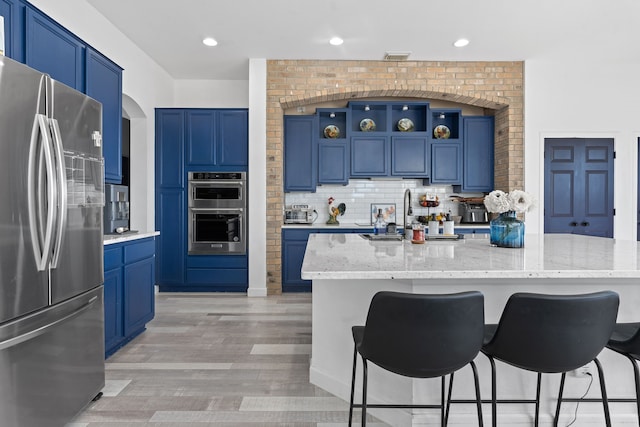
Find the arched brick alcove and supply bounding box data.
[265,60,524,294]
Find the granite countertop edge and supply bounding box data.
[104,231,160,245]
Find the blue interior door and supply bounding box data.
[544,138,614,237]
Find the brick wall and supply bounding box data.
[266,60,524,294]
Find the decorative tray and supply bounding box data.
[423,234,464,241]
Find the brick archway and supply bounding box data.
[265,60,524,294]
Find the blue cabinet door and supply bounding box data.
[123,256,155,336]
[460,116,494,192]
[431,142,462,184]
[218,110,248,167]
[282,239,309,292]
[0,0,21,60]
[155,109,185,189]
[25,7,84,90]
[155,190,185,286]
[186,109,248,168]
[351,136,389,177]
[544,138,614,238]
[186,110,216,166]
[103,267,123,354]
[318,141,348,185]
[284,115,317,192]
[391,136,429,177]
[86,47,123,183]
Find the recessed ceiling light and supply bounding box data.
[329,37,344,46]
[203,37,218,47]
[453,38,469,48]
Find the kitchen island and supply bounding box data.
[302,233,640,426]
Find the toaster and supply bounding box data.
[284,205,316,224]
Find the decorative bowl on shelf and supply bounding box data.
[323,124,340,139]
[433,124,451,139]
[397,118,415,132]
[359,118,376,132]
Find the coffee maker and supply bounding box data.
[104,184,130,234]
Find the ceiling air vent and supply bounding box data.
[384,51,412,61]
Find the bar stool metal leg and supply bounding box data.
[470,361,484,427]
[488,356,497,427]
[594,358,612,427]
[626,354,640,426]
[361,358,368,427]
[349,345,357,427]
[535,372,542,426]
[553,372,566,427]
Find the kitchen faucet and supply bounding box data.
[404,188,413,229]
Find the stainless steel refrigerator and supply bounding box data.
[0,56,105,426]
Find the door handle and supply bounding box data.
[581,221,590,227]
[570,221,578,227]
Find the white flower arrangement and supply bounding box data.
[484,189,535,214]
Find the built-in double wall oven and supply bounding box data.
[188,172,246,255]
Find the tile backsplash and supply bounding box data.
[284,179,484,226]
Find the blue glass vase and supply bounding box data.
[490,211,525,248]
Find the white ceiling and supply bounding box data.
[85,0,639,81]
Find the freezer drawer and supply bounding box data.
[0,286,105,426]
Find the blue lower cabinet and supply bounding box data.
[103,267,123,354]
[282,228,372,292]
[103,237,156,358]
[168,255,248,292]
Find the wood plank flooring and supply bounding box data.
[69,293,387,426]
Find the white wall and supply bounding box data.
[28,0,174,232]
[524,58,640,239]
[173,80,248,108]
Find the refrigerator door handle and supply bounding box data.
[49,119,67,269]
[0,296,98,351]
[27,113,57,272]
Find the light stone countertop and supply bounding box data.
[103,231,160,245]
[301,233,640,280]
[282,222,490,230]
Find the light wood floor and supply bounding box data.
[69,293,387,426]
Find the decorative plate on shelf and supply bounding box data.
[323,124,340,139]
[359,118,376,132]
[397,118,415,132]
[433,124,451,139]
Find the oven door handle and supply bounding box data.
[189,207,244,213]
[189,180,245,186]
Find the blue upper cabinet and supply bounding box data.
[186,109,248,169]
[317,108,348,185]
[457,116,495,192]
[156,109,185,189]
[25,6,84,91]
[86,47,123,184]
[431,142,462,184]
[0,0,23,60]
[351,136,389,177]
[218,110,248,167]
[186,110,216,165]
[391,136,429,177]
[284,115,317,192]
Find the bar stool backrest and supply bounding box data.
[483,291,619,373]
[358,291,484,378]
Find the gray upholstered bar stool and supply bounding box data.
[606,322,640,426]
[348,290,485,427]
[481,291,619,427]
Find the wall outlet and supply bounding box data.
[571,364,592,377]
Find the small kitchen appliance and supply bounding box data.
[104,184,130,234]
[284,204,317,224]
[460,203,489,224]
